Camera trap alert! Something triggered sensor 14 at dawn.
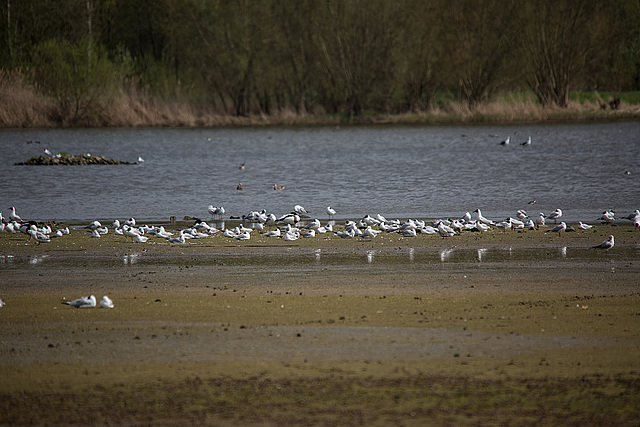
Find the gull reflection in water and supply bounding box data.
[439,248,454,262]
[123,252,140,265]
[409,247,414,262]
[560,246,567,258]
[29,255,48,265]
[477,248,487,262]
[366,250,375,264]
[315,249,321,262]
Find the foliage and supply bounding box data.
[0,0,639,118]
[30,38,118,123]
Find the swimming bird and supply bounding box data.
[578,221,593,230]
[593,235,614,250]
[522,136,532,146]
[500,136,510,145]
[273,184,285,190]
[137,156,145,163]
[99,295,114,309]
[546,209,562,223]
[546,222,567,236]
[237,182,244,190]
[44,148,53,156]
[326,206,336,219]
[63,295,97,308]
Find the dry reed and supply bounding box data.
[1,70,638,128]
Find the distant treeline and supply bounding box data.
[0,0,639,126]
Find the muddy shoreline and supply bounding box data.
[1,224,639,424]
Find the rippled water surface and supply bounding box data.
[1,122,639,222]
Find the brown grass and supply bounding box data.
[1,69,639,128]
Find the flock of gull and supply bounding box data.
[2,204,638,251]
[1,204,637,309]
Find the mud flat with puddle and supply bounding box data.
[1,223,639,425]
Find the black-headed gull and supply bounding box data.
[593,235,614,250]
[597,210,615,223]
[85,220,101,230]
[100,295,114,308]
[326,206,336,219]
[63,295,97,308]
[8,206,22,223]
[546,222,567,236]
[522,136,532,146]
[546,209,562,223]
[578,221,593,230]
[500,136,510,145]
[473,209,495,226]
[294,205,308,214]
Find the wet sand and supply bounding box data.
[1,223,639,425]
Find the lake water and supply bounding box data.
[1,122,639,224]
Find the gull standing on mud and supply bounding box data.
[473,209,495,226]
[593,235,614,250]
[63,295,97,308]
[546,209,562,223]
[546,222,567,236]
[100,295,114,308]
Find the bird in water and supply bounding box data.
[500,136,510,145]
[326,206,336,219]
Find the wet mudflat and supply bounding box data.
[0,224,639,425]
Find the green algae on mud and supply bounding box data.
[1,223,639,425]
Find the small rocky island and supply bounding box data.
[14,154,136,165]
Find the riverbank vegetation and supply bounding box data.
[1,1,640,128]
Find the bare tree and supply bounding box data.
[519,0,596,107]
